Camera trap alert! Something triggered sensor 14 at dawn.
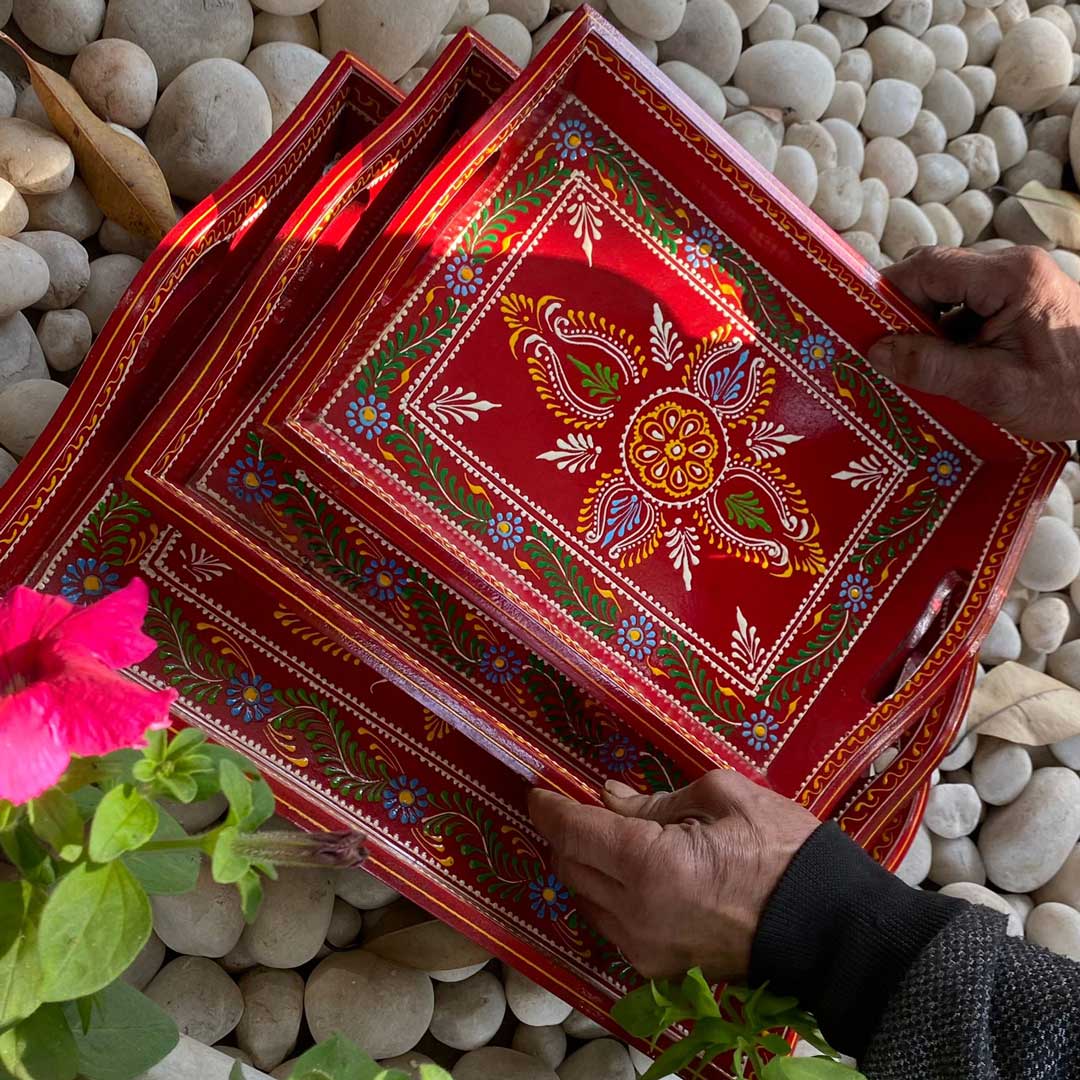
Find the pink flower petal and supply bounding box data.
[49,655,176,757]
[0,586,73,657]
[53,578,158,670]
[0,685,70,806]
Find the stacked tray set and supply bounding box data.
[0,7,1065,1062]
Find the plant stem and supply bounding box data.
[139,826,222,855]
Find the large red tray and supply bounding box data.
[0,11,1055,1066]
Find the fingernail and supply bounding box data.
[868,338,895,375]
[604,779,636,799]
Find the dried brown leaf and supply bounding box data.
[1014,180,1080,251]
[966,661,1080,745]
[0,32,174,242]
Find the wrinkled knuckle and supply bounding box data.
[888,339,929,387]
[1010,245,1051,279]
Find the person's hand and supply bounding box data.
[869,245,1080,440]
[527,770,819,981]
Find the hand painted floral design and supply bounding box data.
[60,558,119,604]
[362,556,408,602]
[599,732,640,773]
[553,117,594,161]
[487,511,524,550]
[504,294,825,583]
[927,449,961,488]
[528,872,570,920]
[383,775,429,824]
[227,455,276,503]
[798,334,836,372]
[682,226,723,269]
[346,394,391,441]
[226,672,275,723]
[839,572,873,613]
[445,253,483,298]
[742,710,779,752]
[479,643,523,684]
[616,614,657,660]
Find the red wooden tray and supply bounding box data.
[0,11,1055,1067]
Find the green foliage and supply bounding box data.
[569,353,620,406]
[832,356,920,465]
[713,244,799,349]
[0,882,43,1031]
[144,592,237,705]
[121,807,199,896]
[38,860,151,1001]
[132,727,215,804]
[78,492,153,565]
[27,789,84,863]
[88,786,159,863]
[283,1032,454,1080]
[62,981,179,1080]
[851,488,943,571]
[724,491,773,533]
[612,969,864,1080]
[0,1003,77,1080]
[522,525,619,638]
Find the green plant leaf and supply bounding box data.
[0,1004,77,1080]
[417,1068,454,1080]
[38,861,151,1002]
[235,868,264,923]
[681,967,721,1019]
[0,801,13,831]
[121,807,200,895]
[211,826,250,884]
[230,1064,245,1080]
[640,1033,709,1080]
[760,1033,795,1055]
[285,1033,403,1079]
[219,761,252,823]
[761,1055,866,1078]
[0,882,43,1031]
[88,786,159,863]
[71,787,104,820]
[75,996,94,1036]
[611,983,671,1040]
[62,980,179,1080]
[0,823,54,888]
[27,788,84,862]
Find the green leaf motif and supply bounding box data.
[713,244,798,349]
[88,786,159,863]
[78,492,152,564]
[121,808,199,896]
[588,140,681,254]
[0,882,43,1032]
[382,419,492,534]
[62,981,179,1080]
[724,491,772,533]
[38,861,152,1002]
[832,356,921,465]
[522,525,619,638]
[568,353,620,406]
[852,487,943,571]
[760,603,855,706]
[0,1004,77,1080]
[654,634,741,735]
[144,592,237,705]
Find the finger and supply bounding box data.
[881,246,1014,319]
[555,856,625,912]
[573,893,627,949]
[866,335,1016,421]
[602,769,753,825]
[529,788,657,877]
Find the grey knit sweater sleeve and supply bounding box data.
[749,822,1080,1077]
[862,905,1080,1078]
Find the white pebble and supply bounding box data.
[913,151,969,203]
[929,833,986,886]
[245,42,329,132]
[512,1024,567,1069]
[947,133,999,190]
[1052,250,1080,280]
[842,228,881,260]
[862,78,922,137]
[474,13,533,65]
[1026,902,1080,960]
[923,69,976,139]
[490,0,550,30]
[785,119,839,168]
[1017,516,1080,591]
[978,609,1022,665]
[956,64,996,112]
[924,782,982,837]
[723,112,780,169]
[972,737,1033,805]
[812,165,863,228]
[938,882,1024,935]
[70,38,158,129]
[659,61,727,121]
[883,0,932,34]
[1021,594,1071,654]
[921,23,967,67]
[748,2,797,39]
[866,137,920,199]
[946,189,992,243]
[822,116,865,170]
[733,41,837,121]
[1048,639,1080,690]
[1033,3,1078,45]
[773,144,819,203]
[252,11,320,48]
[940,729,978,771]
[920,201,963,245]
[820,10,867,46]
[894,824,932,885]
[823,81,866,125]
[980,105,1027,171]
[16,230,90,311]
[932,0,964,22]
[505,966,574,1026]
[993,19,1073,110]
[13,0,105,55]
[75,253,143,335]
[903,108,948,154]
[854,175,890,238]
[836,46,873,87]
[0,312,46,393]
[1051,734,1080,769]
[1030,115,1071,161]
[795,21,843,61]
[1004,149,1064,194]
[996,0,1029,32]
[659,0,743,83]
[960,6,1002,65]
[430,971,506,1051]
[865,25,937,87]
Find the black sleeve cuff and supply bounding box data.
[749,821,967,1059]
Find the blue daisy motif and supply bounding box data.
[362,556,408,602]
[59,557,120,604]
[479,643,523,685]
[741,710,779,752]
[227,455,276,503]
[445,253,483,298]
[839,572,873,613]
[599,733,640,773]
[383,775,429,825]
[487,512,524,550]
[928,449,962,488]
[553,117,594,161]
[799,333,836,372]
[346,394,391,441]
[529,872,570,920]
[683,227,723,269]
[226,672,275,724]
[616,615,657,661]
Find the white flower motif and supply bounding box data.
[428,385,501,425]
[744,419,804,460]
[536,432,601,474]
[568,195,603,267]
[730,606,764,671]
[832,453,892,491]
[664,517,700,592]
[649,303,685,373]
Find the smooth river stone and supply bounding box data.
[235,967,304,1072]
[972,738,1032,806]
[144,956,244,1046]
[658,0,743,84]
[151,861,246,958]
[733,40,837,121]
[1035,845,1080,908]
[505,965,574,1026]
[238,868,335,969]
[0,312,47,392]
[980,767,1080,893]
[1026,902,1080,961]
[938,882,1023,936]
[1016,516,1080,592]
[454,1048,559,1080]
[430,971,506,1051]
[923,782,981,838]
[557,1039,635,1080]
[993,18,1073,111]
[305,950,434,1058]
[929,834,986,886]
[512,1024,568,1069]
[0,378,66,457]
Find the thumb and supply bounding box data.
[867,335,1011,414]
[601,770,748,825]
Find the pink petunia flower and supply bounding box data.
[0,577,176,805]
